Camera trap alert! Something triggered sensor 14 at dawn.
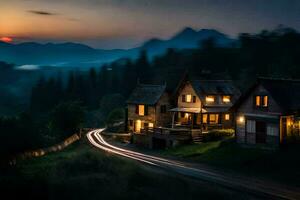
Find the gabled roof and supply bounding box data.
[259,78,300,111]
[190,80,241,104]
[127,84,166,105]
[233,77,300,112]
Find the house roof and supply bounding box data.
[233,77,300,113]
[190,80,241,104]
[126,84,166,105]
[259,78,300,111]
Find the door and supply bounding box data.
[135,120,142,133]
[256,121,267,143]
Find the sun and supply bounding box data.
[0,37,13,43]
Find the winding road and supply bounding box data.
[87,129,300,200]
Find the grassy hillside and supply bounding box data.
[0,140,258,200]
[162,138,300,187]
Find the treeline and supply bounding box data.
[1,27,300,161]
[30,26,300,113]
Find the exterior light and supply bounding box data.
[238,116,245,123]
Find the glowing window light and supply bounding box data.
[225,114,230,120]
[138,105,145,116]
[186,94,192,102]
[206,96,215,103]
[263,96,268,107]
[149,123,154,128]
[255,96,261,106]
[223,96,231,103]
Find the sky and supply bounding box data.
[0,0,300,49]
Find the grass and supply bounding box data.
[0,140,256,200]
[162,138,300,187]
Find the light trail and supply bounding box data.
[93,130,187,167]
[87,129,300,200]
[87,129,157,166]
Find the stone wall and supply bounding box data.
[9,133,81,165]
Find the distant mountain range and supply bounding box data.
[0,27,235,68]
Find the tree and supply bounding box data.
[50,101,85,139]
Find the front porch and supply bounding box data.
[169,107,228,131]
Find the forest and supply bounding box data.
[1,27,300,162]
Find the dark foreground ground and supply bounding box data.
[0,140,262,200]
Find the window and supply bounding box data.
[160,105,167,113]
[149,123,154,128]
[144,122,148,128]
[186,94,192,102]
[206,95,215,103]
[202,114,208,123]
[209,114,219,124]
[263,96,268,107]
[246,120,256,133]
[182,95,186,102]
[225,114,230,121]
[184,113,190,119]
[255,95,268,108]
[255,96,261,106]
[138,105,145,116]
[267,124,278,136]
[222,96,231,103]
[193,96,196,103]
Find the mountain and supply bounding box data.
[0,27,235,68]
[0,41,134,67]
[140,27,235,55]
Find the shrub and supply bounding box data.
[203,129,234,142]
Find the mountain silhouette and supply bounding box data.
[0,27,235,68]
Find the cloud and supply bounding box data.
[28,10,57,16]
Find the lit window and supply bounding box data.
[186,94,192,102]
[184,113,190,119]
[225,114,230,121]
[223,96,231,103]
[149,123,154,128]
[263,96,268,107]
[206,96,215,103]
[138,105,145,116]
[209,114,219,124]
[255,95,268,108]
[202,114,208,123]
[255,96,261,106]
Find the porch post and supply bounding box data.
[191,113,194,129]
[172,112,175,128]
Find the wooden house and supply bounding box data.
[233,78,300,147]
[170,78,241,131]
[126,83,171,133]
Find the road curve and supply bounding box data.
[87,129,300,200]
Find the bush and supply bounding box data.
[203,129,234,142]
[106,108,125,125]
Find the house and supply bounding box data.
[233,78,300,147]
[126,77,241,148]
[126,83,171,133]
[170,78,241,131]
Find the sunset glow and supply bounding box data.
[0,37,13,43]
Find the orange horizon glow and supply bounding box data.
[0,37,13,43]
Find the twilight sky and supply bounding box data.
[0,0,300,49]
